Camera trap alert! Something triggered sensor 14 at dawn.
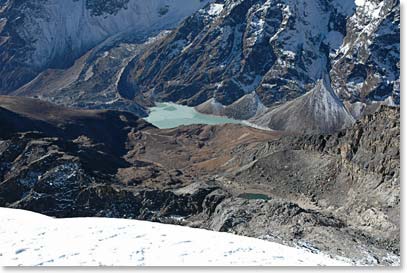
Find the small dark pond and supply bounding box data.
[238,193,271,201]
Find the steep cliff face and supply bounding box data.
[123,0,352,104]
[120,0,399,132]
[330,0,400,108]
[0,0,212,93]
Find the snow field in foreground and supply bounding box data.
[0,208,350,266]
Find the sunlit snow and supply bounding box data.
[0,208,351,266]
[208,3,224,16]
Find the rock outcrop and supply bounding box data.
[210,105,399,264]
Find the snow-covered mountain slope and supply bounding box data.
[0,208,350,266]
[0,0,212,93]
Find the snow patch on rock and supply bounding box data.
[208,3,224,16]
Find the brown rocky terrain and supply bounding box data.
[0,95,400,265]
[211,104,400,264]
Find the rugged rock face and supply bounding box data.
[124,0,350,104]
[330,0,400,106]
[120,0,399,132]
[0,97,400,265]
[0,0,212,93]
[213,105,399,264]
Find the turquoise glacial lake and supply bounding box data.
[144,103,242,129]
